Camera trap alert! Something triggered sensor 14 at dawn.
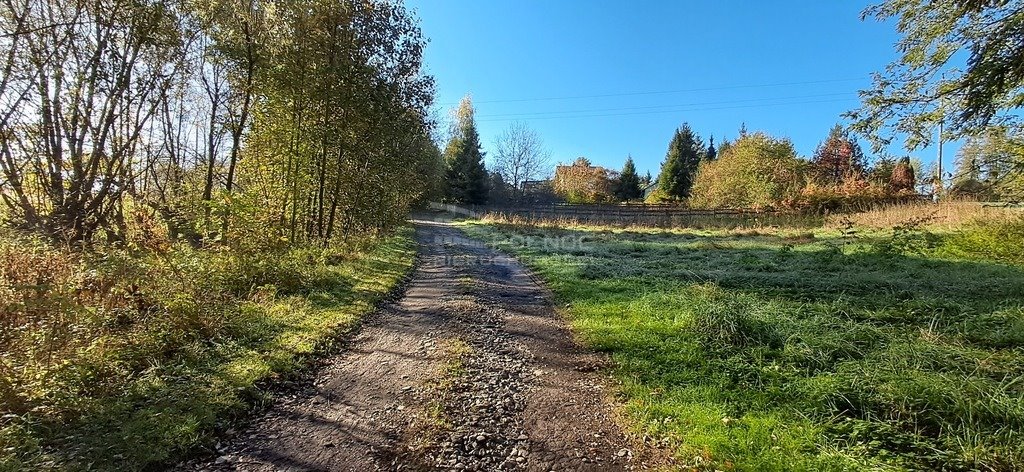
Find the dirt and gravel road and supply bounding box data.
[184,215,668,471]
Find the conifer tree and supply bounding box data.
[657,123,704,200]
[706,135,718,161]
[444,97,489,204]
[614,156,643,201]
[811,124,867,185]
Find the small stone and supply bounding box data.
[476,434,486,442]
[616,449,629,457]
[214,455,230,464]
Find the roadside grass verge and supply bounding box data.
[459,217,1024,471]
[0,228,416,471]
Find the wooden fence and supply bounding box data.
[430,202,802,228]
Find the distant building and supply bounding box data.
[520,180,549,192]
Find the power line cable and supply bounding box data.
[475,97,858,123]
[437,77,867,106]
[475,92,856,119]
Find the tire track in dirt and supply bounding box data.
[182,215,670,471]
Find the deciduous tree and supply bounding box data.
[494,122,550,201]
[849,0,1024,150]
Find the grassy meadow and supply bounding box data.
[461,204,1024,471]
[0,228,416,471]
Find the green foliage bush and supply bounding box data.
[690,132,805,209]
[940,215,1024,264]
[0,227,416,470]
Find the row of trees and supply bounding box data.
[442,97,552,205]
[0,0,439,246]
[653,123,919,211]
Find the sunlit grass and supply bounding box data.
[461,216,1024,471]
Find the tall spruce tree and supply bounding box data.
[614,156,643,201]
[658,123,704,200]
[444,97,489,204]
[706,135,718,161]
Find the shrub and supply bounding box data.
[690,132,805,209]
[787,181,919,214]
[940,216,1024,265]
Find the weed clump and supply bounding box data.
[688,287,783,350]
[940,216,1024,265]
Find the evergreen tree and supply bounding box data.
[488,171,512,205]
[642,171,653,186]
[657,123,704,200]
[718,138,732,157]
[739,122,748,137]
[811,124,867,185]
[614,156,643,201]
[444,96,489,204]
[706,135,718,161]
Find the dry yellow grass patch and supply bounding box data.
[827,200,1021,230]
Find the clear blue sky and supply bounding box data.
[407,0,957,178]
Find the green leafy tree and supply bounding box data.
[657,123,704,200]
[614,156,643,201]
[952,128,1024,200]
[849,1,1024,150]
[444,97,489,204]
[691,132,804,208]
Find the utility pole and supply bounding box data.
[936,118,944,200]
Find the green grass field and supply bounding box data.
[0,228,416,471]
[461,218,1024,471]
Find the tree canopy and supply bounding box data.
[848,0,1024,151]
[0,0,438,245]
[810,125,867,186]
[691,132,804,209]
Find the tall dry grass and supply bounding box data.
[827,200,1022,230]
[479,210,823,231]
